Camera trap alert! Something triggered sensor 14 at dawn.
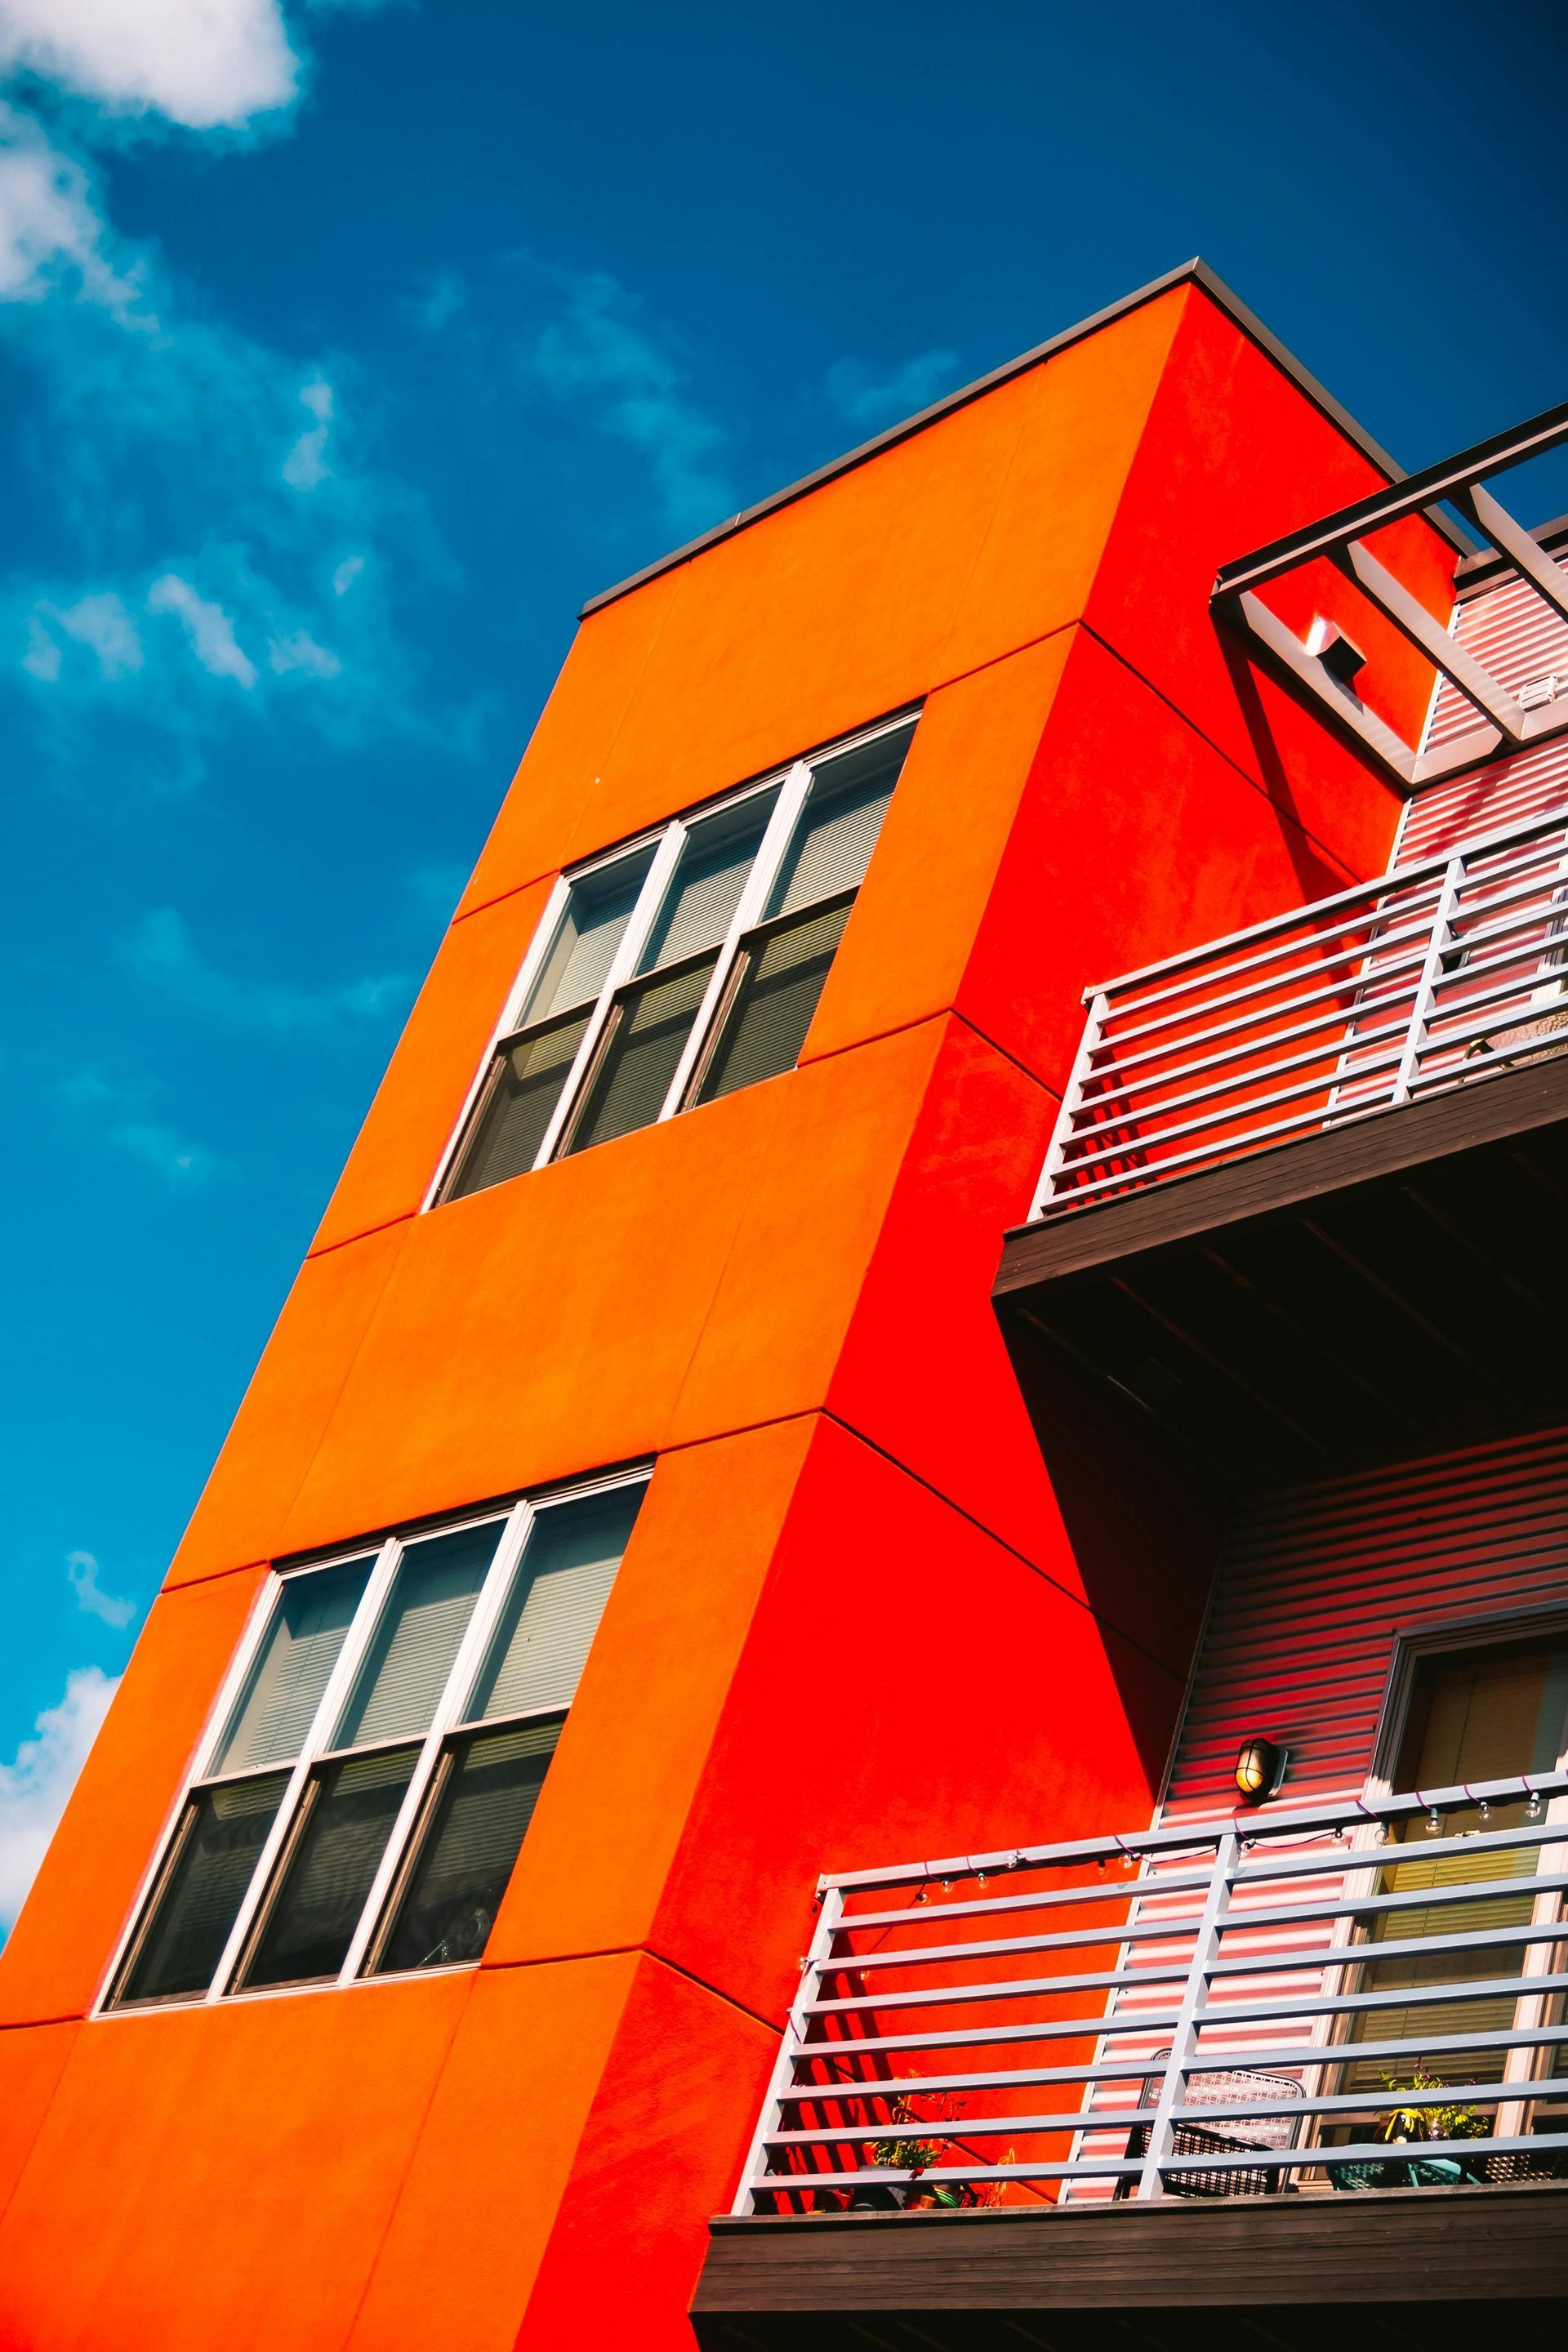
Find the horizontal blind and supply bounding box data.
[375,1720,560,1974]
[335,1521,503,1749]
[523,845,653,1022]
[450,1013,590,1198]
[565,956,716,1154]
[213,1557,373,1772]
[468,1487,644,1722]
[768,728,909,916]
[243,1747,418,1989]
[1163,1425,1568,1820]
[641,792,777,970]
[695,899,850,1103]
[118,1774,288,2005]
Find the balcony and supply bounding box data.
[994,804,1568,1486]
[693,1777,1568,2346]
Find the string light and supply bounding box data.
[1427,1808,1441,1835]
[1527,1791,1544,1823]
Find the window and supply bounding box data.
[106,1477,646,2008]
[439,711,916,1202]
[1340,1629,1568,2094]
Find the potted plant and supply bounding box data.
[1330,2066,1490,2190]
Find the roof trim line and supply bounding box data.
[578,256,1422,619]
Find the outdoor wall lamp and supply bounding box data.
[1234,1736,1288,1804]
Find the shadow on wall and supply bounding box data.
[1219,630,1376,904]
[1001,1315,1231,1801]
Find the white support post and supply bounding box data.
[1031,992,1110,1219]
[730,1886,846,2216]
[1135,1831,1237,2201]
[1390,855,1464,1105]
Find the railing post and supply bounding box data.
[1135,1830,1238,2201]
[729,1884,845,2216]
[1391,854,1465,1104]
[1032,991,1110,1218]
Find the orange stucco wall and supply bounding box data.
[0,276,1457,2350]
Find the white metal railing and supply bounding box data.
[732,1772,1568,2213]
[1032,804,1568,1219]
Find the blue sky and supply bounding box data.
[3,0,1568,1923]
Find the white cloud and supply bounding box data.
[282,375,332,488]
[0,1666,118,1931]
[0,100,145,314]
[147,572,257,688]
[0,0,300,131]
[112,1117,220,1183]
[22,612,59,679]
[332,554,363,596]
[268,626,340,677]
[525,267,733,537]
[65,1548,134,1630]
[56,1067,221,1184]
[122,905,406,1035]
[825,348,962,432]
[35,588,142,678]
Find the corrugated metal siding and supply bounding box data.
[1162,1426,1568,1822]
[1399,556,1568,862]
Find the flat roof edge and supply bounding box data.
[578,257,1412,619]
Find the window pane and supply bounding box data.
[563,952,719,1155]
[332,1522,503,1751]
[212,1559,374,1774]
[114,1772,288,2006]
[446,1011,590,1200]
[1343,1637,1568,2090]
[639,792,777,973]
[373,1720,561,1976]
[466,1486,644,1723]
[522,848,653,1023]
[768,728,911,918]
[240,1746,420,1989]
[693,898,853,1104]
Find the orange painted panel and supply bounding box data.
[832,1019,1221,1677]
[826,1015,1065,1570]
[275,1075,771,1552]
[1086,290,1439,866]
[310,877,555,1258]
[550,294,1187,878]
[800,631,1073,1063]
[934,285,1187,684]
[280,1021,942,1557]
[347,1957,639,2352]
[517,1953,777,2352]
[0,2020,77,2230]
[956,625,1369,1096]
[457,565,686,919]
[557,381,1030,870]
[165,1220,408,1588]
[0,1976,472,2352]
[485,1419,815,1969]
[666,1018,942,1449]
[648,1415,1187,2025]
[0,1570,265,2029]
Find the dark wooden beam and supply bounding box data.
[995,1054,1568,1299]
[693,2184,1568,2334]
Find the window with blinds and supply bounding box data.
[1340,1636,1568,2092]
[106,1472,648,2010]
[439,709,917,1200]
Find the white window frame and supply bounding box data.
[425,705,920,1209]
[96,1465,650,2017]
